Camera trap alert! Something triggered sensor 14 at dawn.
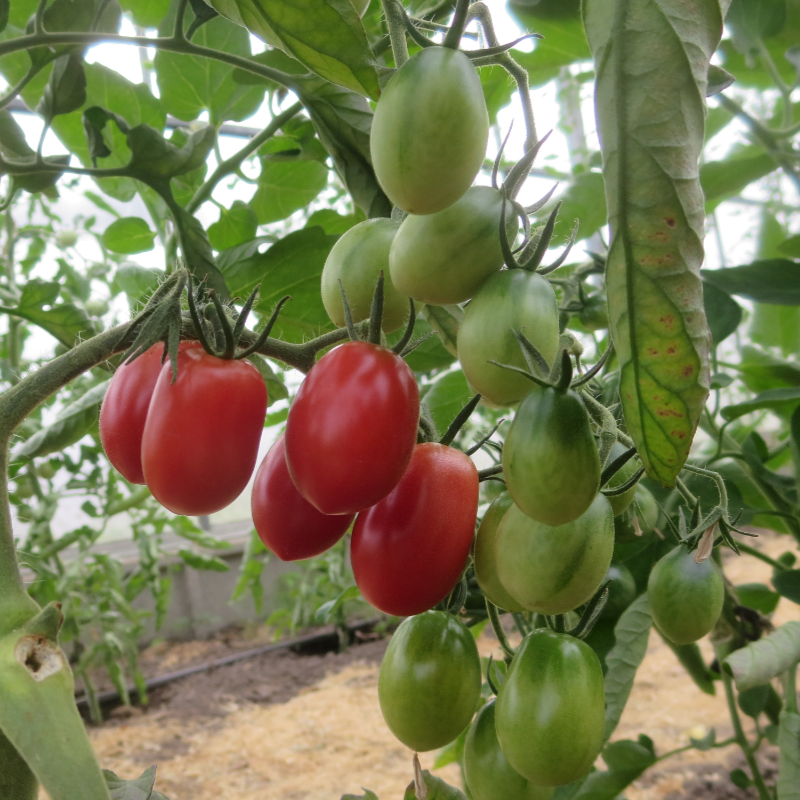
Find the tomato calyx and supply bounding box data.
[186,275,290,361]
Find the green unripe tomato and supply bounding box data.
[55,230,78,248]
[457,270,559,407]
[84,299,110,317]
[494,496,614,615]
[578,294,608,331]
[648,546,725,645]
[635,485,659,532]
[320,219,408,333]
[37,460,59,480]
[464,700,554,800]
[603,561,637,620]
[605,442,639,517]
[503,385,600,526]
[371,47,489,215]
[389,187,517,305]
[378,611,481,752]
[495,629,605,787]
[474,492,524,612]
[14,478,34,499]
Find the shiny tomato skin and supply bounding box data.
[351,443,479,616]
[389,186,517,306]
[648,546,725,645]
[142,347,267,516]
[494,495,614,615]
[474,492,524,612]
[464,700,554,800]
[503,385,600,527]
[370,47,489,215]
[496,629,605,787]
[320,218,408,333]
[100,341,199,485]
[252,434,354,561]
[378,611,481,752]
[457,270,559,407]
[285,341,419,515]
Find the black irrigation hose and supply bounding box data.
[74,617,385,711]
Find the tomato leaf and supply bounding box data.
[36,53,87,124]
[104,765,172,799]
[208,201,257,251]
[245,353,289,407]
[724,621,800,691]
[701,147,777,212]
[721,386,800,421]
[315,585,361,624]
[177,549,229,572]
[703,282,743,345]
[773,570,800,605]
[403,770,467,800]
[571,739,656,800]
[254,226,338,343]
[584,0,723,486]
[102,217,156,255]
[778,710,800,800]
[702,260,800,305]
[208,0,381,100]
[736,583,781,615]
[250,159,328,224]
[603,594,652,743]
[13,381,109,461]
[341,791,379,800]
[657,633,717,696]
[421,369,473,439]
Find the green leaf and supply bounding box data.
[341,791,379,800]
[231,529,267,612]
[702,260,800,305]
[584,0,722,486]
[421,304,461,359]
[703,281,742,345]
[572,738,656,800]
[51,62,165,201]
[721,386,800,421]
[421,369,472,437]
[5,279,94,346]
[479,65,514,124]
[178,549,229,572]
[37,53,86,123]
[246,353,289,406]
[250,159,328,224]
[114,263,163,300]
[737,582,781,615]
[777,710,800,800]
[173,524,232,552]
[119,0,171,28]
[127,124,215,181]
[0,0,8,34]
[208,201,257,250]
[155,9,265,124]
[13,381,109,461]
[102,217,156,255]
[295,76,390,218]
[209,0,381,99]
[433,726,468,770]
[104,765,171,799]
[510,15,591,88]
[0,109,34,158]
[551,171,607,244]
[174,207,229,298]
[727,0,787,48]
[792,405,800,503]
[603,594,652,743]
[657,632,716,696]
[315,585,360,623]
[738,684,770,719]
[216,236,274,297]
[401,317,457,374]
[701,147,777,211]
[724,621,800,691]
[778,234,800,258]
[306,208,362,235]
[253,226,338,342]
[773,570,800,605]
[750,304,800,357]
[403,770,467,800]
[738,345,800,394]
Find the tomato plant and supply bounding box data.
[251,434,354,561]
[141,347,267,516]
[649,546,725,645]
[495,629,605,787]
[370,47,489,215]
[351,442,479,616]
[457,270,560,407]
[494,496,614,615]
[378,611,481,752]
[285,341,419,515]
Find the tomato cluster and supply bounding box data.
[100,342,268,516]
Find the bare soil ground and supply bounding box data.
[41,532,800,800]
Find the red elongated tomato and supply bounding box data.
[285,341,419,515]
[252,434,354,561]
[351,443,479,616]
[100,341,200,484]
[142,347,267,516]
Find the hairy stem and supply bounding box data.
[381,0,410,67]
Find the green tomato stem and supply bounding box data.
[784,663,799,716]
[381,0,409,68]
[486,599,515,664]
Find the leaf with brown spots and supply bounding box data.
[583,0,723,486]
